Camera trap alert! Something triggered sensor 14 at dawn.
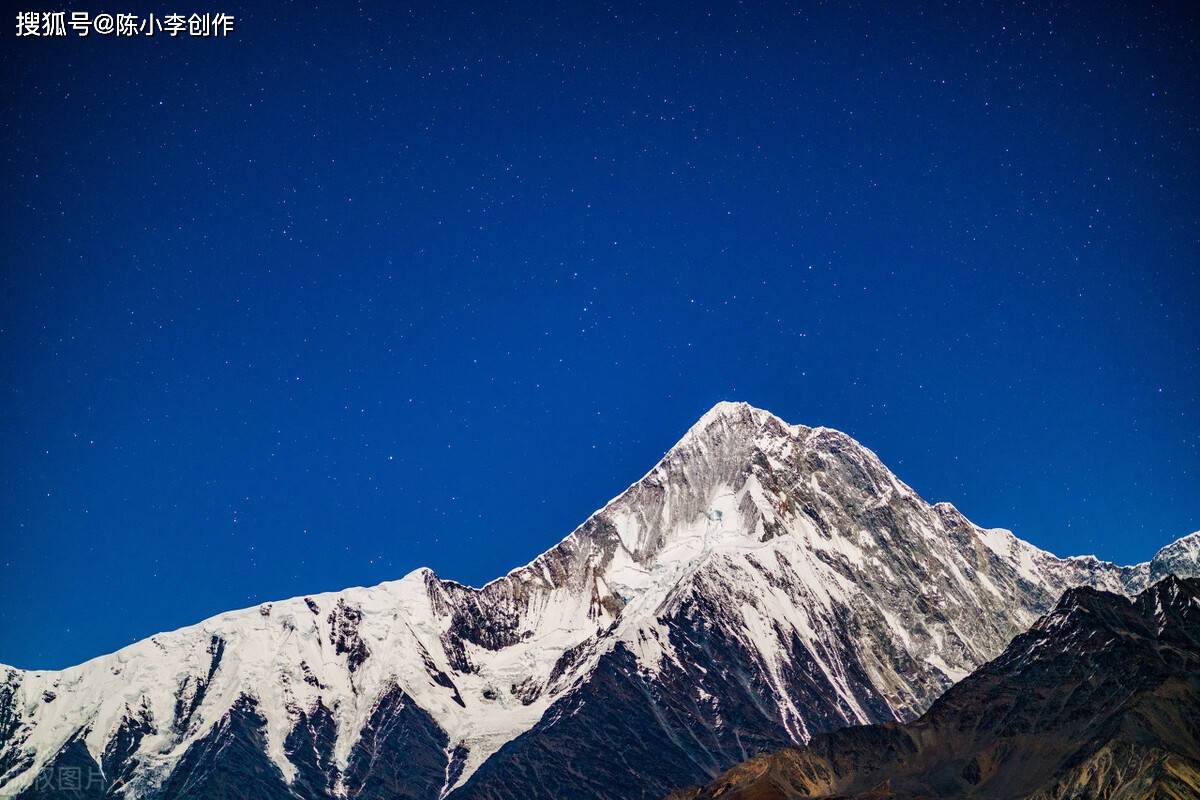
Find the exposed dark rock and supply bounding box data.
[158,695,293,799]
[100,701,155,797]
[299,660,324,689]
[327,600,370,674]
[13,732,105,800]
[0,670,34,787]
[451,585,900,800]
[509,676,541,705]
[444,744,470,795]
[419,651,465,708]
[283,700,339,800]
[171,636,224,735]
[342,686,449,800]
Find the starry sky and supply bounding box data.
[2,1,1197,669]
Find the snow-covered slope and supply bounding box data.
[1,402,1196,800]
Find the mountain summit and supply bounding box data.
[2,403,1196,799]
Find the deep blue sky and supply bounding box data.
[2,1,1197,669]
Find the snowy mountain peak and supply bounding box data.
[1149,530,1200,584]
[1,405,1198,800]
[693,399,777,426]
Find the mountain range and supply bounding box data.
[671,575,1200,800]
[1,402,1197,799]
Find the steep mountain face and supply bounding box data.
[1,402,1196,800]
[671,576,1200,800]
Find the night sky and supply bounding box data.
[2,1,1197,669]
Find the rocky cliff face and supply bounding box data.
[1,402,1196,800]
[672,576,1200,800]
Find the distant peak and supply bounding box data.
[1135,574,1200,619]
[1150,573,1195,591]
[1148,530,1200,584]
[1151,530,1200,562]
[1161,530,1200,549]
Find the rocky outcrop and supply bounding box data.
[671,577,1200,800]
